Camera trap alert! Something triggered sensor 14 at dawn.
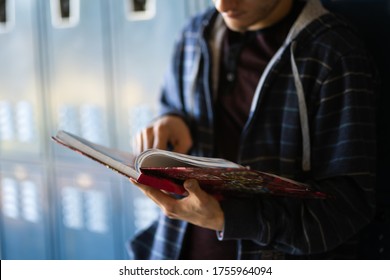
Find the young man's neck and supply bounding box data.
[249,0,294,31]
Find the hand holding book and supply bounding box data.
[132,177,226,231]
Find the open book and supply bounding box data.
[51,130,329,199]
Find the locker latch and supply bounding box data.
[60,0,70,19]
[133,0,147,12]
[126,0,155,21]
[50,0,80,28]
[0,0,6,23]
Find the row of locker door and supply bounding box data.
[0,0,211,259]
[1,160,161,259]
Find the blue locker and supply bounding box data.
[0,0,52,259]
[0,0,213,260]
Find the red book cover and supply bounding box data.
[140,167,329,199]
[137,173,186,195]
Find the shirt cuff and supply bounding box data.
[218,197,262,241]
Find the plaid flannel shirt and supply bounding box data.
[129,0,378,260]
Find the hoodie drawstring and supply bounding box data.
[290,41,311,171]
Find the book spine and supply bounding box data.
[137,174,186,196]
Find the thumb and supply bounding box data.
[183,179,203,196]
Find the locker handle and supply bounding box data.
[133,0,147,12]
[0,0,14,33]
[125,0,156,21]
[60,0,70,19]
[0,0,7,23]
[50,0,80,28]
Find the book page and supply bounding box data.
[135,149,243,170]
[53,130,139,179]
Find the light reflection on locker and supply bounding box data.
[0,162,50,259]
[20,180,40,222]
[85,190,107,233]
[0,100,36,143]
[0,101,15,141]
[57,103,105,144]
[54,164,120,259]
[2,177,19,219]
[61,185,108,233]
[15,101,35,143]
[1,165,41,223]
[61,187,83,230]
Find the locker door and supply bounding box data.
[0,0,44,160]
[43,0,111,144]
[41,0,125,259]
[0,0,52,259]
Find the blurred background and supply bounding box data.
[0,0,389,260]
[0,0,212,260]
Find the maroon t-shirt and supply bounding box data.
[215,12,299,162]
[179,3,303,260]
